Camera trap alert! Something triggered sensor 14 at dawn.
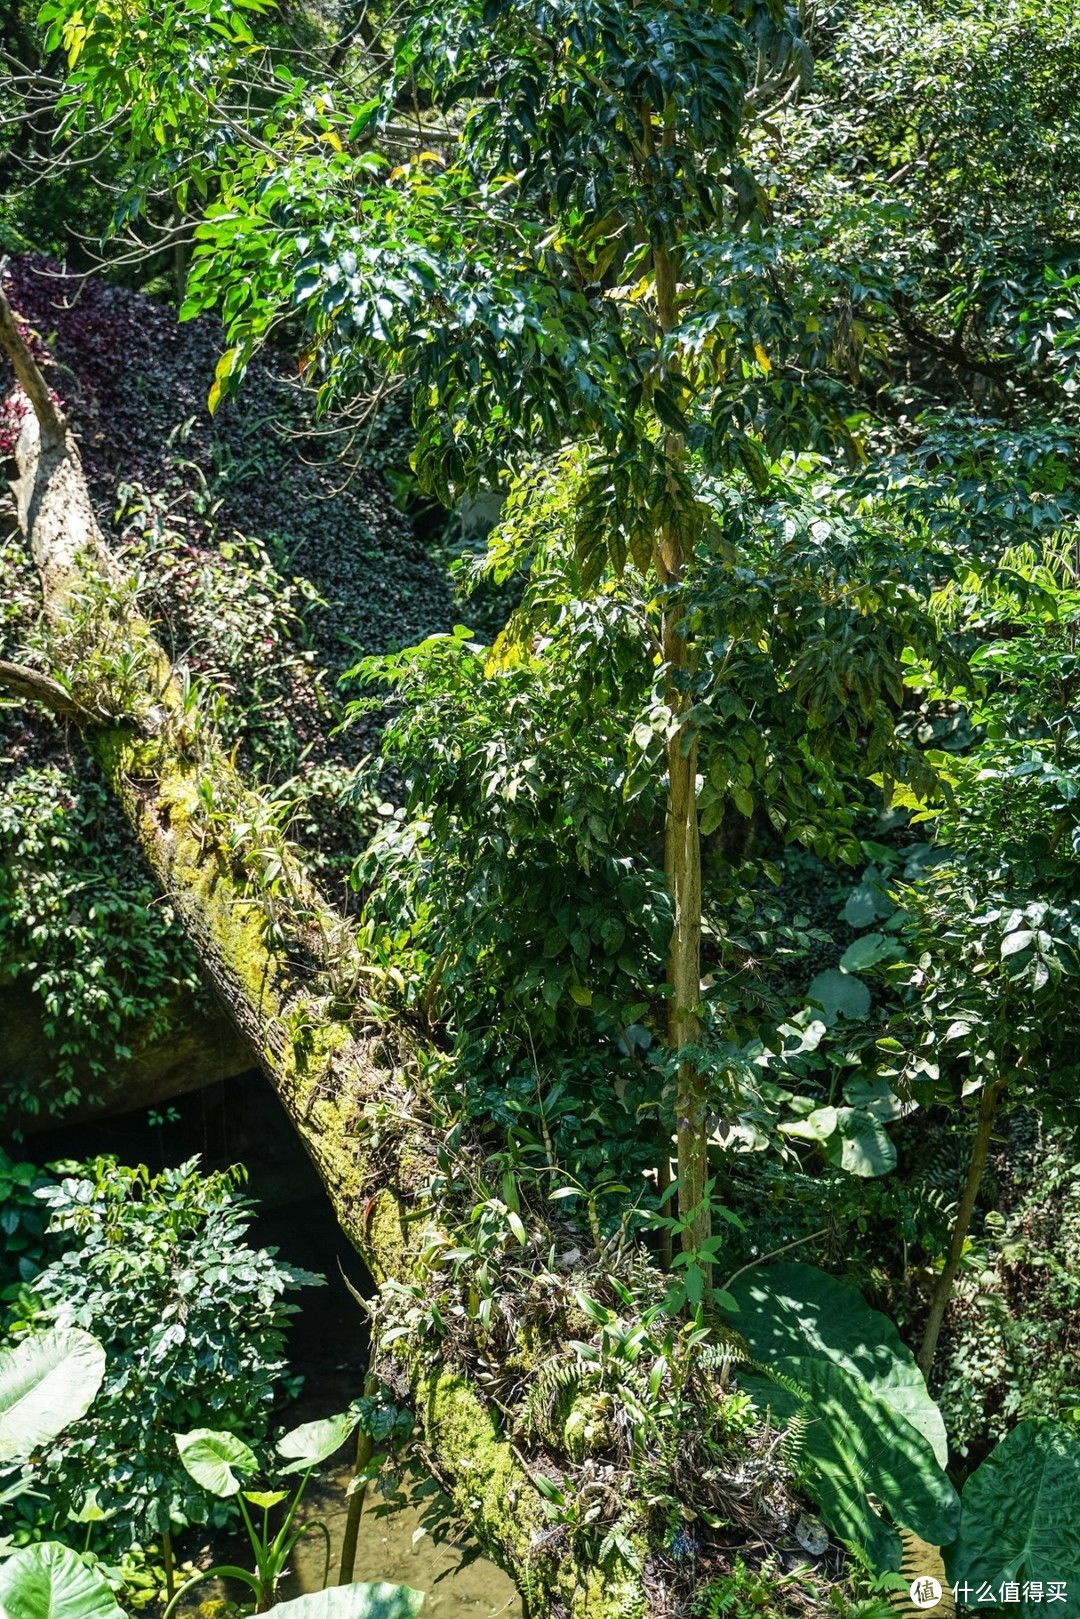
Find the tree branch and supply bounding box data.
[0,657,84,717]
[0,275,65,446]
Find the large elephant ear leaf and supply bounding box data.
[0,1329,106,1462]
[946,1419,1080,1593]
[726,1263,948,1466]
[0,1540,125,1619]
[740,1358,959,1573]
[277,1409,358,1474]
[174,1428,258,1496]
[269,1581,425,1618]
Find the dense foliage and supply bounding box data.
[4,0,1080,1612]
[4,1156,320,1556]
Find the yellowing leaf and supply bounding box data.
[207,346,238,416]
[754,343,771,373]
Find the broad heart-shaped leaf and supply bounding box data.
[725,1263,948,1466]
[822,1107,897,1177]
[946,1419,1080,1594]
[277,1409,358,1474]
[174,1428,258,1496]
[269,1581,424,1619]
[740,1359,958,1572]
[842,879,894,928]
[0,1329,106,1462]
[806,969,871,1025]
[843,1077,906,1123]
[839,933,903,972]
[0,1541,124,1619]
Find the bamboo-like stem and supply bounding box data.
[917,1077,1004,1382]
[162,1528,175,1602]
[337,1424,375,1585]
[652,225,708,1272]
[656,1127,674,1271]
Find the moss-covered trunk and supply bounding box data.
[0,301,649,1619]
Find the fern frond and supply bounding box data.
[780,1410,809,1473]
[522,1358,588,1435]
[745,1357,811,1404]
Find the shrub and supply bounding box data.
[15,1156,321,1553]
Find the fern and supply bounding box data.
[780,1410,809,1475]
[921,1134,970,1198]
[745,1357,811,1404]
[522,1358,588,1436]
[696,1337,747,1384]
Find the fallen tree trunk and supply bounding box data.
[0,290,649,1619]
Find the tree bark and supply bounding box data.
[663,622,706,1259]
[0,657,84,717]
[652,235,709,1267]
[917,1077,1004,1383]
[0,291,648,1619]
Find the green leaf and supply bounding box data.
[947,1419,1080,1593]
[269,1582,424,1619]
[174,1428,258,1496]
[207,345,239,415]
[740,1359,958,1572]
[0,1329,106,1462]
[243,1489,289,1510]
[726,1263,948,1466]
[842,882,893,927]
[807,969,871,1024]
[277,1410,358,1474]
[0,1541,125,1619]
[822,1107,897,1177]
[839,933,902,972]
[843,1078,906,1122]
[779,1105,839,1144]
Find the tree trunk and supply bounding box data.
[917,1077,1003,1383]
[664,628,706,1259]
[652,236,709,1267]
[337,1400,375,1586]
[0,293,649,1619]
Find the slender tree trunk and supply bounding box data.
[655,1125,673,1270]
[917,1077,1003,1382]
[664,645,706,1258]
[652,233,709,1268]
[161,1529,175,1602]
[338,1377,376,1586]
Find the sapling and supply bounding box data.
[165,1405,420,1616]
